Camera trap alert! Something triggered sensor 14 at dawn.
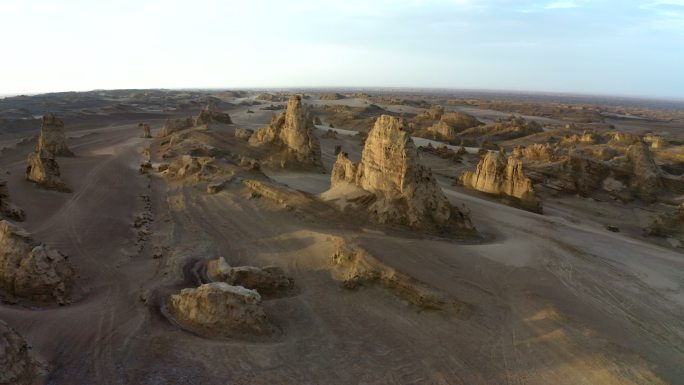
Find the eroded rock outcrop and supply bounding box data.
[331,241,453,310]
[327,115,476,236]
[625,142,663,202]
[0,178,24,221]
[234,127,253,141]
[37,114,73,157]
[206,257,294,296]
[0,220,75,304]
[157,118,194,138]
[0,320,41,385]
[168,282,273,338]
[248,95,323,170]
[195,104,233,125]
[648,203,684,247]
[25,149,70,192]
[139,123,152,138]
[511,143,557,162]
[460,151,541,211]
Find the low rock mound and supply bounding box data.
[0,220,75,304]
[326,115,476,236]
[558,130,599,146]
[249,95,323,170]
[331,241,459,310]
[157,118,194,138]
[0,178,25,221]
[460,151,541,212]
[648,203,684,248]
[457,115,543,145]
[25,149,70,192]
[37,114,73,157]
[234,127,253,141]
[0,320,41,385]
[168,282,274,338]
[511,143,557,162]
[195,104,233,125]
[206,257,294,296]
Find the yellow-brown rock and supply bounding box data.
[460,151,541,211]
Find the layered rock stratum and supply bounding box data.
[0,220,75,304]
[249,95,323,170]
[168,282,273,338]
[327,115,476,236]
[460,151,541,211]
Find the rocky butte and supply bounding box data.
[249,95,323,170]
[460,151,541,212]
[0,220,75,304]
[37,114,73,157]
[327,115,476,236]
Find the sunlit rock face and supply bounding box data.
[460,151,541,212]
[249,95,323,170]
[168,282,273,337]
[329,115,477,236]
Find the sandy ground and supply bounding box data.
[0,99,682,385]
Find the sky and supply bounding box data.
[1,0,683,99]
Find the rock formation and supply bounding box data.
[648,203,684,247]
[558,130,598,146]
[234,127,253,141]
[0,177,25,221]
[195,104,233,125]
[168,282,273,337]
[0,320,41,384]
[25,149,70,192]
[206,257,294,296]
[511,143,557,162]
[37,114,73,157]
[248,95,323,170]
[0,220,75,304]
[625,142,663,202]
[608,132,641,147]
[460,151,541,211]
[327,115,476,236]
[456,115,543,145]
[139,123,152,138]
[157,117,194,138]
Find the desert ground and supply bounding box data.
[1,89,683,385]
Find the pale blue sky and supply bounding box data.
[1,0,683,99]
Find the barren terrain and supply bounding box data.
[1,89,683,385]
